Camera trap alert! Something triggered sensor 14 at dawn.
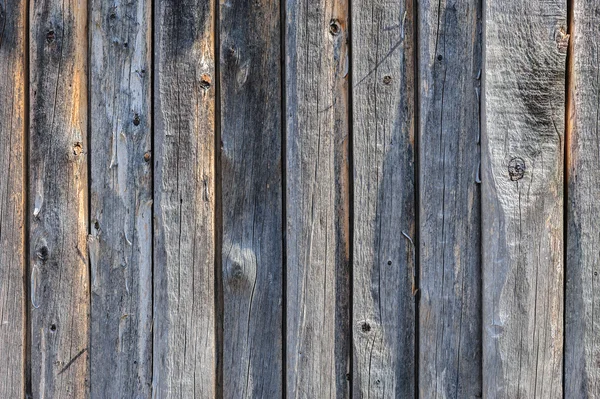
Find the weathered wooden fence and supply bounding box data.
[0,0,596,397]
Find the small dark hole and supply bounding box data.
[37,246,49,261]
[383,75,392,85]
[329,19,341,36]
[133,114,141,126]
[437,55,443,61]
[361,322,371,333]
[50,324,56,332]
[200,74,212,90]
[387,260,392,265]
[46,30,55,43]
[94,221,100,230]
[123,42,128,48]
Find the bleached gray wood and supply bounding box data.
[89,0,152,395]
[0,0,26,395]
[29,0,90,396]
[219,0,283,395]
[351,0,416,396]
[417,0,482,397]
[285,0,351,396]
[482,0,567,397]
[565,1,600,397]
[153,0,216,396]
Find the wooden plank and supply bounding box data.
[417,0,482,397]
[89,0,152,396]
[284,0,350,396]
[0,0,27,395]
[565,2,600,397]
[219,0,283,395]
[29,0,89,395]
[351,0,416,396]
[482,0,567,397]
[152,0,216,396]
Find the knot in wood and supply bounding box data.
[46,30,55,44]
[200,73,212,90]
[37,246,49,261]
[329,19,341,36]
[133,114,141,126]
[508,157,525,181]
[383,75,392,85]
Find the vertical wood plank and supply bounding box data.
[153,0,216,396]
[29,0,89,394]
[89,0,152,395]
[285,0,350,396]
[219,0,283,396]
[417,0,482,397]
[482,0,567,397]
[0,0,27,395]
[351,0,416,396]
[565,1,600,397]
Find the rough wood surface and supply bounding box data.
[482,0,567,397]
[29,0,89,395]
[565,1,600,397]
[417,0,482,397]
[285,0,350,396]
[0,0,26,395]
[351,0,416,396]
[89,0,152,395]
[153,0,216,396]
[219,0,283,396]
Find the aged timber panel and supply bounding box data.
[219,0,283,396]
[351,0,417,396]
[153,0,217,396]
[0,0,26,395]
[89,0,152,395]
[418,0,482,397]
[285,0,351,396]
[29,0,90,395]
[482,0,567,397]
[565,1,600,397]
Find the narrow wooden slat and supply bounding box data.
[153,0,216,396]
[29,0,89,395]
[285,0,350,396]
[219,0,283,395]
[351,0,416,395]
[89,0,152,395]
[482,0,567,397]
[565,2,600,396]
[417,0,482,397]
[0,0,26,395]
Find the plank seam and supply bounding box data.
[280,0,287,396]
[347,0,354,394]
[412,0,420,396]
[24,0,31,393]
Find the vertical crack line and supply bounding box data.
[563,0,574,396]
[279,0,287,396]
[412,0,420,396]
[149,0,155,392]
[213,0,224,394]
[86,0,93,388]
[347,0,354,394]
[24,0,31,392]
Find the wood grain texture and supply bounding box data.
[417,0,482,397]
[89,0,152,395]
[219,0,283,396]
[482,0,567,397]
[565,1,600,397]
[351,0,416,396]
[285,0,350,396]
[153,0,216,396]
[0,0,26,395]
[29,0,89,395]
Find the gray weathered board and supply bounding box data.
[5,0,600,396]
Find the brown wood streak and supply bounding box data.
[482,0,567,397]
[285,0,351,395]
[351,0,416,396]
[29,0,89,395]
[0,0,26,395]
[152,0,217,396]
[89,0,152,395]
[219,0,283,396]
[417,0,482,397]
